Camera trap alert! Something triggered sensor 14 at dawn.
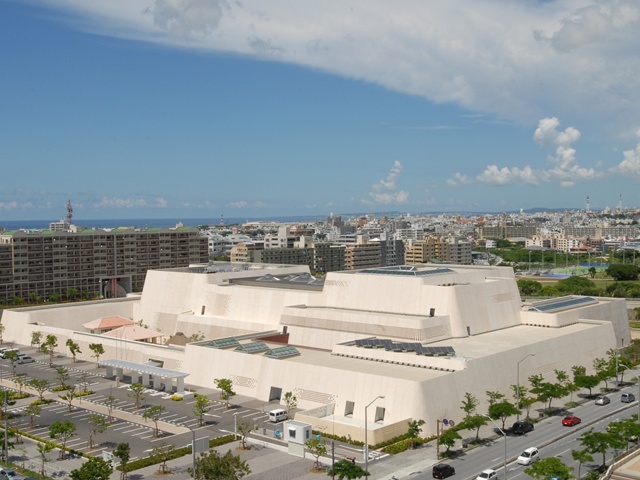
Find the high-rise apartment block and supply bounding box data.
[0,227,209,304]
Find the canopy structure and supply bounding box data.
[101,359,189,393]
[101,324,164,343]
[82,316,134,333]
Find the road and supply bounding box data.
[408,386,640,480]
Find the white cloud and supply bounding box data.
[533,117,580,148]
[93,197,148,208]
[476,165,539,185]
[610,130,640,177]
[228,201,247,208]
[451,117,601,187]
[365,160,409,205]
[155,197,168,207]
[34,0,640,131]
[0,201,18,210]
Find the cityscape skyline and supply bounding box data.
[2,1,640,221]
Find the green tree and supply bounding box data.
[283,391,298,413]
[66,287,78,301]
[327,459,370,479]
[150,443,175,474]
[56,366,70,388]
[142,405,166,437]
[524,457,574,480]
[236,418,254,450]
[440,429,462,453]
[29,378,49,401]
[593,357,614,390]
[49,419,77,459]
[529,373,565,411]
[105,394,117,424]
[306,437,327,470]
[193,395,213,427]
[30,330,42,347]
[0,390,16,419]
[41,334,58,367]
[214,378,236,409]
[571,449,594,480]
[510,384,535,418]
[588,266,597,278]
[70,456,113,480]
[89,343,105,366]
[488,401,519,430]
[128,383,146,409]
[29,291,42,304]
[485,390,505,406]
[87,413,109,449]
[66,339,81,363]
[460,392,479,419]
[606,264,639,281]
[4,350,18,377]
[36,441,54,478]
[58,385,77,412]
[517,279,543,296]
[407,419,425,449]
[25,402,42,429]
[461,414,487,442]
[113,442,131,480]
[579,428,626,469]
[191,449,251,480]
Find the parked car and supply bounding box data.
[476,469,498,480]
[517,447,540,465]
[433,463,456,479]
[562,415,582,426]
[17,355,35,364]
[595,395,610,405]
[0,468,19,479]
[621,393,636,403]
[512,421,534,435]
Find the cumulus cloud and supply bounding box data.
[450,117,601,187]
[227,201,247,208]
[93,197,148,208]
[155,197,168,207]
[610,130,640,177]
[364,160,409,205]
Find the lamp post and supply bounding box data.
[620,365,640,425]
[484,415,507,480]
[364,396,384,475]
[516,354,535,422]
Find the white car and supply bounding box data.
[476,469,498,480]
[517,447,540,465]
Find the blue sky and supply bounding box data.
[2,0,640,221]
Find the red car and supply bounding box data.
[562,415,581,426]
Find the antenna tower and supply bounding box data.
[66,199,73,224]
[617,194,623,213]
[586,195,590,213]
[220,214,224,227]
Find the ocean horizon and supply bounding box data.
[0,215,332,231]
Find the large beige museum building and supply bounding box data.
[1,262,629,443]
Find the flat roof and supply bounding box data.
[101,359,189,379]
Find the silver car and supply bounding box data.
[595,395,610,405]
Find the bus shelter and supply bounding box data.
[101,359,189,394]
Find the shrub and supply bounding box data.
[171,395,183,401]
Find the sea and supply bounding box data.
[0,215,331,231]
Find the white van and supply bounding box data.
[269,409,288,423]
[0,348,20,359]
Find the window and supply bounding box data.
[288,428,296,439]
[375,406,385,423]
[345,401,354,417]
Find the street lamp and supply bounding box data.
[364,396,384,475]
[484,415,507,480]
[516,354,535,422]
[620,365,640,425]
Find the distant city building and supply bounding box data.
[0,227,208,304]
